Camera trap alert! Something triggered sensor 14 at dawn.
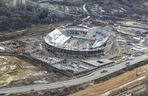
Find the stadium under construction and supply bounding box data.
[44,26,110,57]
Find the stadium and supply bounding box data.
[44,26,110,57]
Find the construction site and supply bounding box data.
[0,0,148,96]
[0,18,147,96]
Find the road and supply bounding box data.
[0,53,148,94]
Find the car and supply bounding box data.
[0,93,6,96]
[100,70,108,73]
[125,62,130,66]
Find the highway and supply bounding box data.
[0,53,148,94]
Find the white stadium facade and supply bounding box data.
[44,27,110,57]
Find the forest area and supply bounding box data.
[0,1,57,31]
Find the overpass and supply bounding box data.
[0,53,148,95]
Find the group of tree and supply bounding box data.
[0,2,58,31]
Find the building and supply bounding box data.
[11,0,26,7]
[44,26,110,57]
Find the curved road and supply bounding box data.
[0,53,148,94]
[82,3,90,15]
